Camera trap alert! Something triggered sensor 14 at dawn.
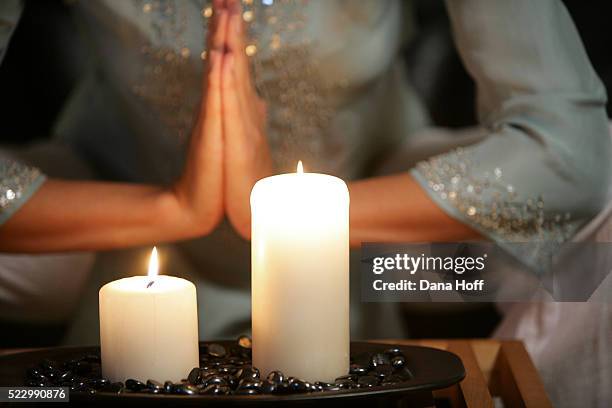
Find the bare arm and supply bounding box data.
[348,173,479,246]
[0,180,210,252]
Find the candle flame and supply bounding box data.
[148,246,159,278]
[297,160,304,174]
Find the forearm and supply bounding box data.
[0,179,212,252]
[348,173,479,246]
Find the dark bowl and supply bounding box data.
[0,341,464,407]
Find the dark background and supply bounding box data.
[0,0,611,345]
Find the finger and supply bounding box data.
[229,55,269,146]
[203,49,223,130]
[225,14,266,135]
[205,2,229,56]
[223,0,258,99]
[227,11,247,71]
[227,14,261,108]
[222,54,248,141]
[226,5,250,79]
[213,10,229,52]
[226,0,241,15]
[221,54,239,121]
[205,0,223,51]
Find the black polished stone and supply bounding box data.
[358,375,379,388]
[310,382,324,392]
[272,381,292,394]
[27,379,50,387]
[187,367,203,384]
[391,355,406,369]
[174,384,199,395]
[69,379,87,391]
[40,359,58,372]
[349,363,368,375]
[86,378,109,389]
[371,353,391,368]
[237,335,252,349]
[266,370,285,384]
[223,375,238,390]
[234,388,260,395]
[58,370,74,382]
[287,378,307,393]
[26,367,43,379]
[334,378,355,389]
[46,370,62,382]
[261,380,277,394]
[385,347,403,357]
[24,340,417,397]
[216,364,236,374]
[236,365,260,381]
[146,379,163,393]
[237,379,263,391]
[163,381,174,394]
[373,365,394,379]
[199,363,218,372]
[381,374,404,385]
[314,381,335,390]
[201,384,231,395]
[207,343,227,358]
[231,358,247,367]
[99,381,123,393]
[204,376,228,388]
[125,379,146,391]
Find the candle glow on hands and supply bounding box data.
[147,247,159,288]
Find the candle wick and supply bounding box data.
[147,280,155,288]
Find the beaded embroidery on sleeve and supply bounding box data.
[0,158,45,222]
[412,146,578,271]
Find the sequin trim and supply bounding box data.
[0,159,45,222]
[412,147,579,270]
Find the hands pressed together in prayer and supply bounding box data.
[170,0,477,246]
[0,0,272,250]
[0,0,476,252]
[176,0,271,240]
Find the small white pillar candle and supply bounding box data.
[250,162,350,383]
[99,247,199,382]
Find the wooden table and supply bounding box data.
[1,339,552,407]
[378,339,553,408]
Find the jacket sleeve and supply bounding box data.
[410,0,611,270]
[0,2,47,226]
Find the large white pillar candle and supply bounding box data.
[99,247,199,382]
[251,162,350,383]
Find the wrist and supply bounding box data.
[226,203,251,240]
[160,186,222,239]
